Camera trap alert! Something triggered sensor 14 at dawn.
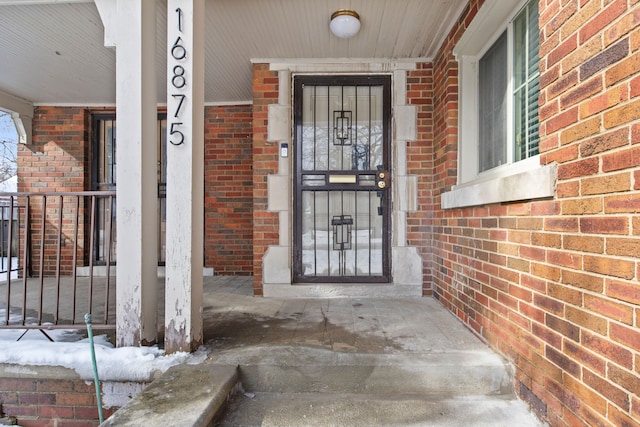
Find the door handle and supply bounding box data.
[375,170,389,216]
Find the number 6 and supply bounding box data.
[171,37,186,60]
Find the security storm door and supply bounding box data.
[91,114,167,266]
[293,75,391,283]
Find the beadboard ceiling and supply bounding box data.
[0,0,466,105]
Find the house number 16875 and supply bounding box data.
[170,7,186,145]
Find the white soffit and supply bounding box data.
[0,0,467,105]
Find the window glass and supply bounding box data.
[476,0,539,174]
[479,31,508,172]
[514,0,540,161]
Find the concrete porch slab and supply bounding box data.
[100,364,237,427]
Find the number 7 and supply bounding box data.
[172,94,186,118]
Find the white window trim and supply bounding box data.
[0,90,33,145]
[442,0,556,209]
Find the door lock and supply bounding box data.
[376,170,390,190]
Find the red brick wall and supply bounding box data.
[535,0,640,424]
[425,1,640,426]
[428,0,480,327]
[17,107,93,275]
[204,104,253,274]
[18,105,255,276]
[19,107,90,194]
[407,63,436,295]
[0,377,117,427]
[251,64,280,295]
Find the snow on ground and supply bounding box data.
[0,258,18,282]
[0,309,208,381]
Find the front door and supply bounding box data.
[293,75,391,283]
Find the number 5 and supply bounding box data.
[169,122,184,146]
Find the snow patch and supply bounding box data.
[0,308,209,381]
[0,338,209,381]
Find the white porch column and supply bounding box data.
[114,0,158,346]
[164,0,205,353]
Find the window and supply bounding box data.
[442,0,554,209]
[513,0,540,162]
[476,0,540,174]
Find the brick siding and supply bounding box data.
[17,107,94,275]
[423,1,640,425]
[204,104,254,274]
[407,62,436,296]
[19,105,254,276]
[0,377,118,427]
[19,106,90,194]
[251,64,280,296]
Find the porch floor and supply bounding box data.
[4,273,493,351]
[200,275,484,354]
[3,275,544,425]
[1,273,507,353]
[198,276,543,426]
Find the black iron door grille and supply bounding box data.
[293,75,391,283]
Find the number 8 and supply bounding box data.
[172,65,186,89]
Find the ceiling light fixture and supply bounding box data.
[330,9,360,39]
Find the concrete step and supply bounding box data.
[210,345,544,427]
[101,364,238,427]
[214,392,542,427]
[210,345,513,396]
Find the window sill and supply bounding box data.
[441,162,557,209]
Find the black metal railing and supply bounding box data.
[0,191,116,333]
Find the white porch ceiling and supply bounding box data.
[0,0,466,105]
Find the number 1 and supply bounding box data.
[176,7,182,32]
